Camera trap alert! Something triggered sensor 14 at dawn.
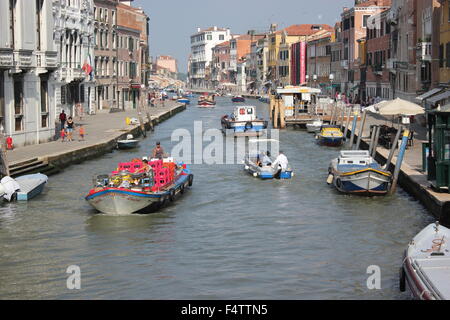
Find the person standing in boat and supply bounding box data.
[151,142,166,159]
[261,151,272,166]
[272,151,289,178]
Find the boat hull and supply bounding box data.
[317,135,343,147]
[244,157,293,180]
[306,124,322,133]
[117,140,139,149]
[330,168,391,195]
[221,120,267,137]
[232,97,245,103]
[177,99,190,104]
[15,173,48,201]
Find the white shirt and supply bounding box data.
[272,153,289,171]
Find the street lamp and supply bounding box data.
[305,74,309,86]
[313,74,317,88]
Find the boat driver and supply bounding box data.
[272,150,289,178]
[151,142,166,160]
[261,151,272,166]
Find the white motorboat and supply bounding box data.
[221,106,268,137]
[117,134,139,150]
[306,119,323,133]
[0,173,48,201]
[400,222,450,300]
[327,150,392,195]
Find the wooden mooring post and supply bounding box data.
[348,111,359,148]
[384,126,403,170]
[371,126,381,159]
[354,109,367,150]
[390,129,410,195]
[343,108,352,140]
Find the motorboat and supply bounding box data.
[243,139,293,179]
[0,174,48,202]
[232,95,245,103]
[117,134,139,150]
[327,150,392,196]
[316,125,344,147]
[177,98,190,104]
[306,119,323,133]
[221,106,268,137]
[198,95,216,107]
[400,222,450,300]
[85,158,193,215]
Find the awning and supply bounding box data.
[349,84,360,92]
[425,90,450,105]
[415,87,444,101]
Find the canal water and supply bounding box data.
[0,97,433,299]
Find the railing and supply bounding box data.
[36,51,58,69]
[418,42,432,61]
[0,50,14,68]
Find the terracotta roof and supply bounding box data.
[356,0,391,7]
[275,24,333,36]
[215,41,230,47]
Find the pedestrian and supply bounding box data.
[60,128,66,142]
[77,103,84,121]
[78,125,85,141]
[66,116,74,142]
[59,110,67,131]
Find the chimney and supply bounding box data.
[214,26,217,31]
[197,27,201,32]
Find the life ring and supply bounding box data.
[188,174,194,187]
[245,121,253,131]
[399,266,406,292]
[169,189,176,201]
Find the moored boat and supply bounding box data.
[221,106,267,137]
[400,222,450,300]
[177,98,190,104]
[85,158,193,215]
[316,125,344,147]
[231,95,245,103]
[198,95,216,107]
[306,119,323,133]
[117,134,139,150]
[327,150,392,196]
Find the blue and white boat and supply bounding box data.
[232,95,245,103]
[177,98,190,104]
[221,106,268,137]
[0,173,48,201]
[243,154,293,179]
[327,150,392,196]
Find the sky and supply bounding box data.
[133,0,355,73]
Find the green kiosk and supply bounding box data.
[427,104,450,192]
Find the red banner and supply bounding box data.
[300,42,306,85]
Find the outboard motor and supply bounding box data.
[0,176,20,202]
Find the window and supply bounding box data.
[362,15,371,28]
[440,44,444,68]
[446,42,450,68]
[0,72,4,130]
[207,35,212,41]
[219,34,224,40]
[9,0,15,49]
[40,75,48,128]
[36,0,43,51]
[13,77,23,132]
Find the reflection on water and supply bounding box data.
[0,97,433,299]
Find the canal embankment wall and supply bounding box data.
[8,103,186,177]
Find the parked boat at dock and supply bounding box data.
[327,150,392,196]
[400,222,450,300]
[306,119,323,133]
[221,106,268,137]
[177,98,190,104]
[316,125,344,147]
[231,95,245,103]
[117,134,139,150]
[85,158,193,215]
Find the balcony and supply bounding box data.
[0,49,14,68]
[36,51,58,70]
[417,42,432,62]
[386,58,396,71]
[60,63,85,82]
[14,50,34,69]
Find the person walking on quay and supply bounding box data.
[78,125,85,141]
[59,110,67,131]
[60,128,66,142]
[76,103,84,121]
[66,117,75,142]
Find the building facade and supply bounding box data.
[306,30,333,93]
[188,27,231,89]
[93,0,118,111]
[0,0,58,147]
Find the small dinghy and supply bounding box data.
[400,222,450,300]
[117,134,139,150]
[0,173,48,201]
[327,150,392,195]
[306,119,323,133]
[243,139,293,179]
[177,98,190,104]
